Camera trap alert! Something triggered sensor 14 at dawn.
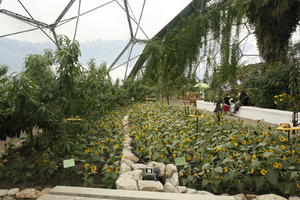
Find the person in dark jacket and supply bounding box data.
[232,91,249,114]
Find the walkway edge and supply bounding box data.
[40,186,235,200]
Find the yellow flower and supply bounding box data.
[114,144,120,149]
[224,168,229,173]
[273,162,282,169]
[279,99,283,102]
[297,183,300,189]
[274,95,279,98]
[91,165,97,173]
[105,168,112,173]
[251,154,256,159]
[260,169,268,176]
[263,132,270,137]
[121,154,125,159]
[83,163,90,169]
[282,155,287,160]
[179,171,184,176]
[249,139,253,144]
[193,173,198,177]
[279,136,286,142]
[230,136,237,140]
[84,148,92,153]
[250,169,255,174]
[233,143,238,147]
[160,154,165,158]
[242,140,247,145]
[172,153,177,158]
[280,145,286,150]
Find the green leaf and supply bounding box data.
[250,160,261,168]
[263,152,274,157]
[214,167,223,173]
[202,179,210,186]
[202,163,211,170]
[266,170,278,186]
[255,177,265,191]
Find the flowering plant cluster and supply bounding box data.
[274,93,293,111]
[128,103,300,195]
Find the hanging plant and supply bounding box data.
[243,0,300,63]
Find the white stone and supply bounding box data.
[254,194,287,200]
[165,164,177,177]
[7,188,19,196]
[39,188,52,197]
[148,161,165,177]
[176,186,187,193]
[121,158,134,168]
[116,176,138,190]
[197,190,214,196]
[166,172,179,187]
[120,163,132,174]
[234,194,247,200]
[16,188,40,199]
[246,194,257,200]
[122,149,139,163]
[138,180,164,192]
[3,196,16,200]
[186,188,197,194]
[164,182,178,193]
[289,197,300,200]
[120,170,143,181]
[0,190,8,197]
[132,163,147,170]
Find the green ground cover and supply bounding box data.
[128,103,300,195]
[0,109,124,189]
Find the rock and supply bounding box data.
[164,182,178,193]
[120,170,143,181]
[116,176,138,190]
[176,186,187,193]
[38,188,51,197]
[3,196,16,200]
[289,197,300,200]
[246,194,257,200]
[165,164,177,177]
[0,190,8,197]
[132,163,147,170]
[221,193,230,196]
[166,172,179,187]
[197,190,214,196]
[16,188,40,199]
[148,162,165,177]
[120,163,132,174]
[234,193,247,200]
[186,188,197,194]
[7,188,19,196]
[254,194,287,200]
[138,180,164,192]
[122,149,139,163]
[121,158,134,168]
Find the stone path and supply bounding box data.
[38,186,235,200]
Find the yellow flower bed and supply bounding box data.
[128,102,300,195]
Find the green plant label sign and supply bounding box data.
[63,159,75,168]
[175,156,187,166]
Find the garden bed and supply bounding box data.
[128,102,300,196]
[0,109,125,189]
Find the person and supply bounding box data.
[223,94,232,113]
[232,91,249,114]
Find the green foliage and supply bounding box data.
[237,63,293,109]
[0,109,124,188]
[240,0,300,63]
[128,102,300,195]
[0,36,136,140]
